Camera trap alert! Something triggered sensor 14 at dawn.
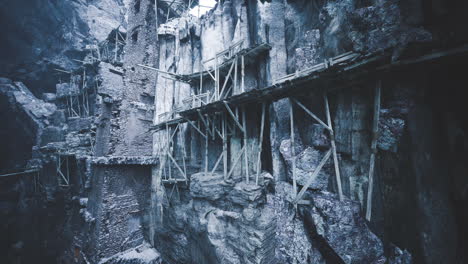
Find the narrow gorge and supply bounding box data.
[1,0,467,263]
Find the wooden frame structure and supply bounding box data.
[55,69,92,118]
[156,101,268,187]
[290,95,343,204]
[57,153,71,187]
[86,28,126,64]
[156,123,188,184]
[150,43,468,206]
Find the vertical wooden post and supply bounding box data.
[223,113,228,180]
[66,155,70,184]
[205,117,209,176]
[234,56,238,94]
[114,28,119,63]
[256,102,266,185]
[290,100,297,197]
[242,106,249,183]
[199,60,203,95]
[215,56,219,100]
[167,124,172,180]
[366,80,381,221]
[325,94,343,201]
[241,56,245,93]
[96,45,101,61]
[179,126,188,182]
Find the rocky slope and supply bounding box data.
[0,0,128,96]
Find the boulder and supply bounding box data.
[190,172,233,201]
[228,181,265,207]
[301,191,385,264]
[67,117,93,132]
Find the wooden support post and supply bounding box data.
[242,106,249,184]
[241,55,245,92]
[96,45,101,61]
[205,121,209,176]
[325,94,343,201]
[290,100,297,197]
[114,27,119,63]
[66,155,70,184]
[211,115,215,140]
[366,80,381,221]
[222,113,228,180]
[200,65,203,95]
[293,149,332,204]
[234,56,238,94]
[167,124,172,180]
[256,102,266,185]
[215,56,219,101]
[180,130,188,181]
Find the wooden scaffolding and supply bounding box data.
[150,42,468,207]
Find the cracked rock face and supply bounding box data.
[0,0,127,96]
[301,191,385,264]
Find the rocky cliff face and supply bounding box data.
[0,0,128,96]
[1,0,468,263]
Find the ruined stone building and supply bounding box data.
[1,0,468,263]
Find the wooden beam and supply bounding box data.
[223,101,244,133]
[222,114,228,180]
[325,94,343,201]
[290,99,297,197]
[256,102,266,185]
[242,106,249,184]
[241,55,245,92]
[227,146,245,179]
[292,98,331,131]
[219,59,236,99]
[205,122,209,176]
[366,80,381,221]
[197,110,213,137]
[185,119,207,138]
[294,149,332,204]
[0,169,39,177]
[167,151,187,180]
[210,151,224,175]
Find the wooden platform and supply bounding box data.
[180,43,271,83]
[152,44,468,131]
